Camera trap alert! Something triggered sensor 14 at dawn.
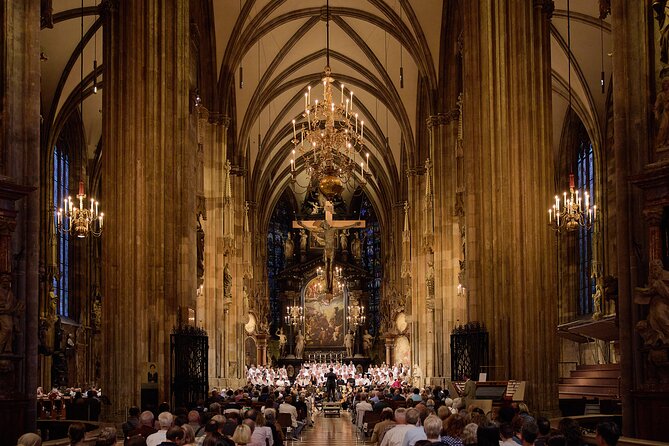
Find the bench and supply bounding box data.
[322,402,341,418]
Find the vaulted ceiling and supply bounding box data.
[39,0,610,222]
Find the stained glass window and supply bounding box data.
[358,194,382,335]
[576,134,595,315]
[267,194,293,332]
[53,146,70,317]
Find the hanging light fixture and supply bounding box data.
[347,301,366,329]
[547,0,597,233]
[56,1,104,239]
[289,0,368,200]
[284,304,304,326]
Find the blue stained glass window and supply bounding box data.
[359,195,382,335]
[576,138,595,315]
[267,195,293,332]
[53,147,70,317]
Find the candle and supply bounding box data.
[305,93,308,109]
[64,198,68,213]
[341,84,344,104]
[361,161,364,176]
[292,119,296,139]
[95,201,99,216]
[90,198,94,213]
[350,91,353,111]
[290,159,294,172]
[366,152,369,171]
[345,99,349,117]
[57,209,62,225]
[549,209,552,223]
[361,121,364,140]
[307,110,310,127]
[355,114,358,133]
[99,213,104,228]
[593,205,597,220]
[308,86,311,104]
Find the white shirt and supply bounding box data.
[248,425,273,446]
[380,424,415,446]
[146,429,167,446]
[279,402,299,427]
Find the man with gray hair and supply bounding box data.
[422,415,443,443]
[146,411,174,446]
[381,408,418,446]
[125,410,157,444]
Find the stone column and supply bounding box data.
[0,1,41,441]
[384,336,395,365]
[462,1,557,413]
[101,0,196,418]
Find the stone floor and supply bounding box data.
[292,410,366,445]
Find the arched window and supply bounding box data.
[267,194,293,331]
[53,146,70,317]
[358,194,382,335]
[576,128,595,315]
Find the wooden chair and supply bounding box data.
[276,412,294,440]
[362,410,382,438]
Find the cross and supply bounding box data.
[293,200,365,293]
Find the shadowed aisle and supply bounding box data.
[293,410,366,445]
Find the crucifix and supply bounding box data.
[293,200,365,293]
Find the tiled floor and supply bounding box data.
[292,410,368,445]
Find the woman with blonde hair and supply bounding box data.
[231,424,252,446]
[181,424,196,446]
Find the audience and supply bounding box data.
[67,422,87,446]
[381,407,419,446]
[595,422,620,446]
[147,412,175,446]
[372,407,396,445]
[16,433,41,446]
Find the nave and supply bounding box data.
[296,411,363,446]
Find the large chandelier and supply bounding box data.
[347,302,366,329]
[56,181,104,238]
[316,265,344,295]
[288,1,368,200]
[548,173,596,232]
[284,305,304,327]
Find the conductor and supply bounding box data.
[326,368,337,402]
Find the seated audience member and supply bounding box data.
[123,407,142,438]
[595,422,620,446]
[180,425,195,446]
[461,423,478,446]
[422,414,443,445]
[381,408,418,446]
[500,423,517,446]
[401,407,427,446]
[437,406,451,422]
[17,433,42,446]
[411,388,422,402]
[535,417,551,446]
[441,413,466,446]
[278,395,305,440]
[147,412,175,446]
[356,394,373,429]
[263,408,284,446]
[160,427,185,446]
[372,408,397,445]
[231,424,252,446]
[187,410,204,438]
[521,420,539,446]
[68,422,87,446]
[476,424,501,446]
[557,418,582,446]
[247,412,272,446]
[127,411,158,444]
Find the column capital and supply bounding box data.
[209,113,231,127]
[426,111,459,129]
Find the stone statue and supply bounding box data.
[654,76,669,149]
[635,260,669,346]
[593,284,604,320]
[412,363,423,388]
[426,254,435,296]
[362,330,373,356]
[654,1,669,64]
[0,273,23,354]
[284,233,294,261]
[344,331,354,357]
[295,330,305,359]
[276,327,287,356]
[299,229,308,252]
[351,232,362,260]
[223,263,232,300]
[339,230,349,252]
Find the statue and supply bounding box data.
[276,327,287,356]
[339,230,349,252]
[294,330,305,359]
[299,230,308,252]
[284,233,294,262]
[351,232,362,260]
[593,284,604,320]
[654,76,669,149]
[412,363,423,388]
[362,330,373,356]
[635,260,669,346]
[0,273,23,353]
[653,1,669,64]
[223,263,232,300]
[344,331,355,357]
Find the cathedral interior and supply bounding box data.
[2,0,669,443]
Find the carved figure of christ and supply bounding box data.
[293,201,365,292]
